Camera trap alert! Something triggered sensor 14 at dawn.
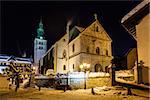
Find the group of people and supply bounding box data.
[8,73,20,92]
[8,73,32,92]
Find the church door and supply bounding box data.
[94,64,103,72]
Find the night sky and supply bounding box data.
[1,1,141,58]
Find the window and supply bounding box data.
[93,24,96,32]
[106,50,108,56]
[63,39,66,42]
[96,47,100,55]
[63,65,66,70]
[96,26,99,32]
[73,64,74,70]
[48,52,50,60]
[72,44,75,52]
[39,46,43,50]
[39,42,43,45]
[63,50,66,58]
[86,46,89,53]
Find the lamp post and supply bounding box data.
[80,63,90,89]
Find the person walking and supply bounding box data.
[15,73,20,92]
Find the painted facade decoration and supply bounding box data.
[40,14,113,74]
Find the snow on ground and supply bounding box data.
[0,87,149,100]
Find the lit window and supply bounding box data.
[96,47,100,55]
[63,65,66,70]
[72,44,75,52]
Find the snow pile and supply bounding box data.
[65,89,92,95]
[116,70,133,78]
[93,86,127,96]
[35,74,50,79]
[89,72,110,78]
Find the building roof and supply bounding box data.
[69,26,85,42]
[121,0,149,23]
[0,55,33,63]
[121,0,149,39]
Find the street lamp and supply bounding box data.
[80,63,90,89]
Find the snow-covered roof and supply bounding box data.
[0,55,32,64]
[13,60,31,64]
[75,26,85,32]
[121,0,149,23]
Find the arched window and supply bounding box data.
[96,47,100,55]
[63,65,66,70]
[72,44,75,52]
[63,50,66,58]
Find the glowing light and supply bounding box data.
[40,37,43,39]
[80,64,83,69]
[80,63,90,70]
[87,64,90,68]
[83,63,87,66]
[33,67,36,70]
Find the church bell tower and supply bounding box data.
[34,18,47,69]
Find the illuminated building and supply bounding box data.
[34,18,47,71]
[40,14,113,74]
[0,54,33,74]
[121,0,149,84]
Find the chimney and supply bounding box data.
[66,19,72,34]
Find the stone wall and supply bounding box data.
[87,77,111,88]
[69,77,111,89]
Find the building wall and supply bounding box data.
[34,38,47,65]
[69,55,81,72]
[136,14,150,67]
[127,48,137,69]
[56,34,69,73]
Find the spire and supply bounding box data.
[39,17,43,28]
[37,17,44,39]
[94,13,98,20]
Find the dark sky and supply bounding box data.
[1,1,141,57]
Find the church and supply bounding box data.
[39,14,113,74]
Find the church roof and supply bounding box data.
[75,26,85,32]
[69,18,112,42]
[69,26,85,42]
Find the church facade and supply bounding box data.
[40,14,113,74]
